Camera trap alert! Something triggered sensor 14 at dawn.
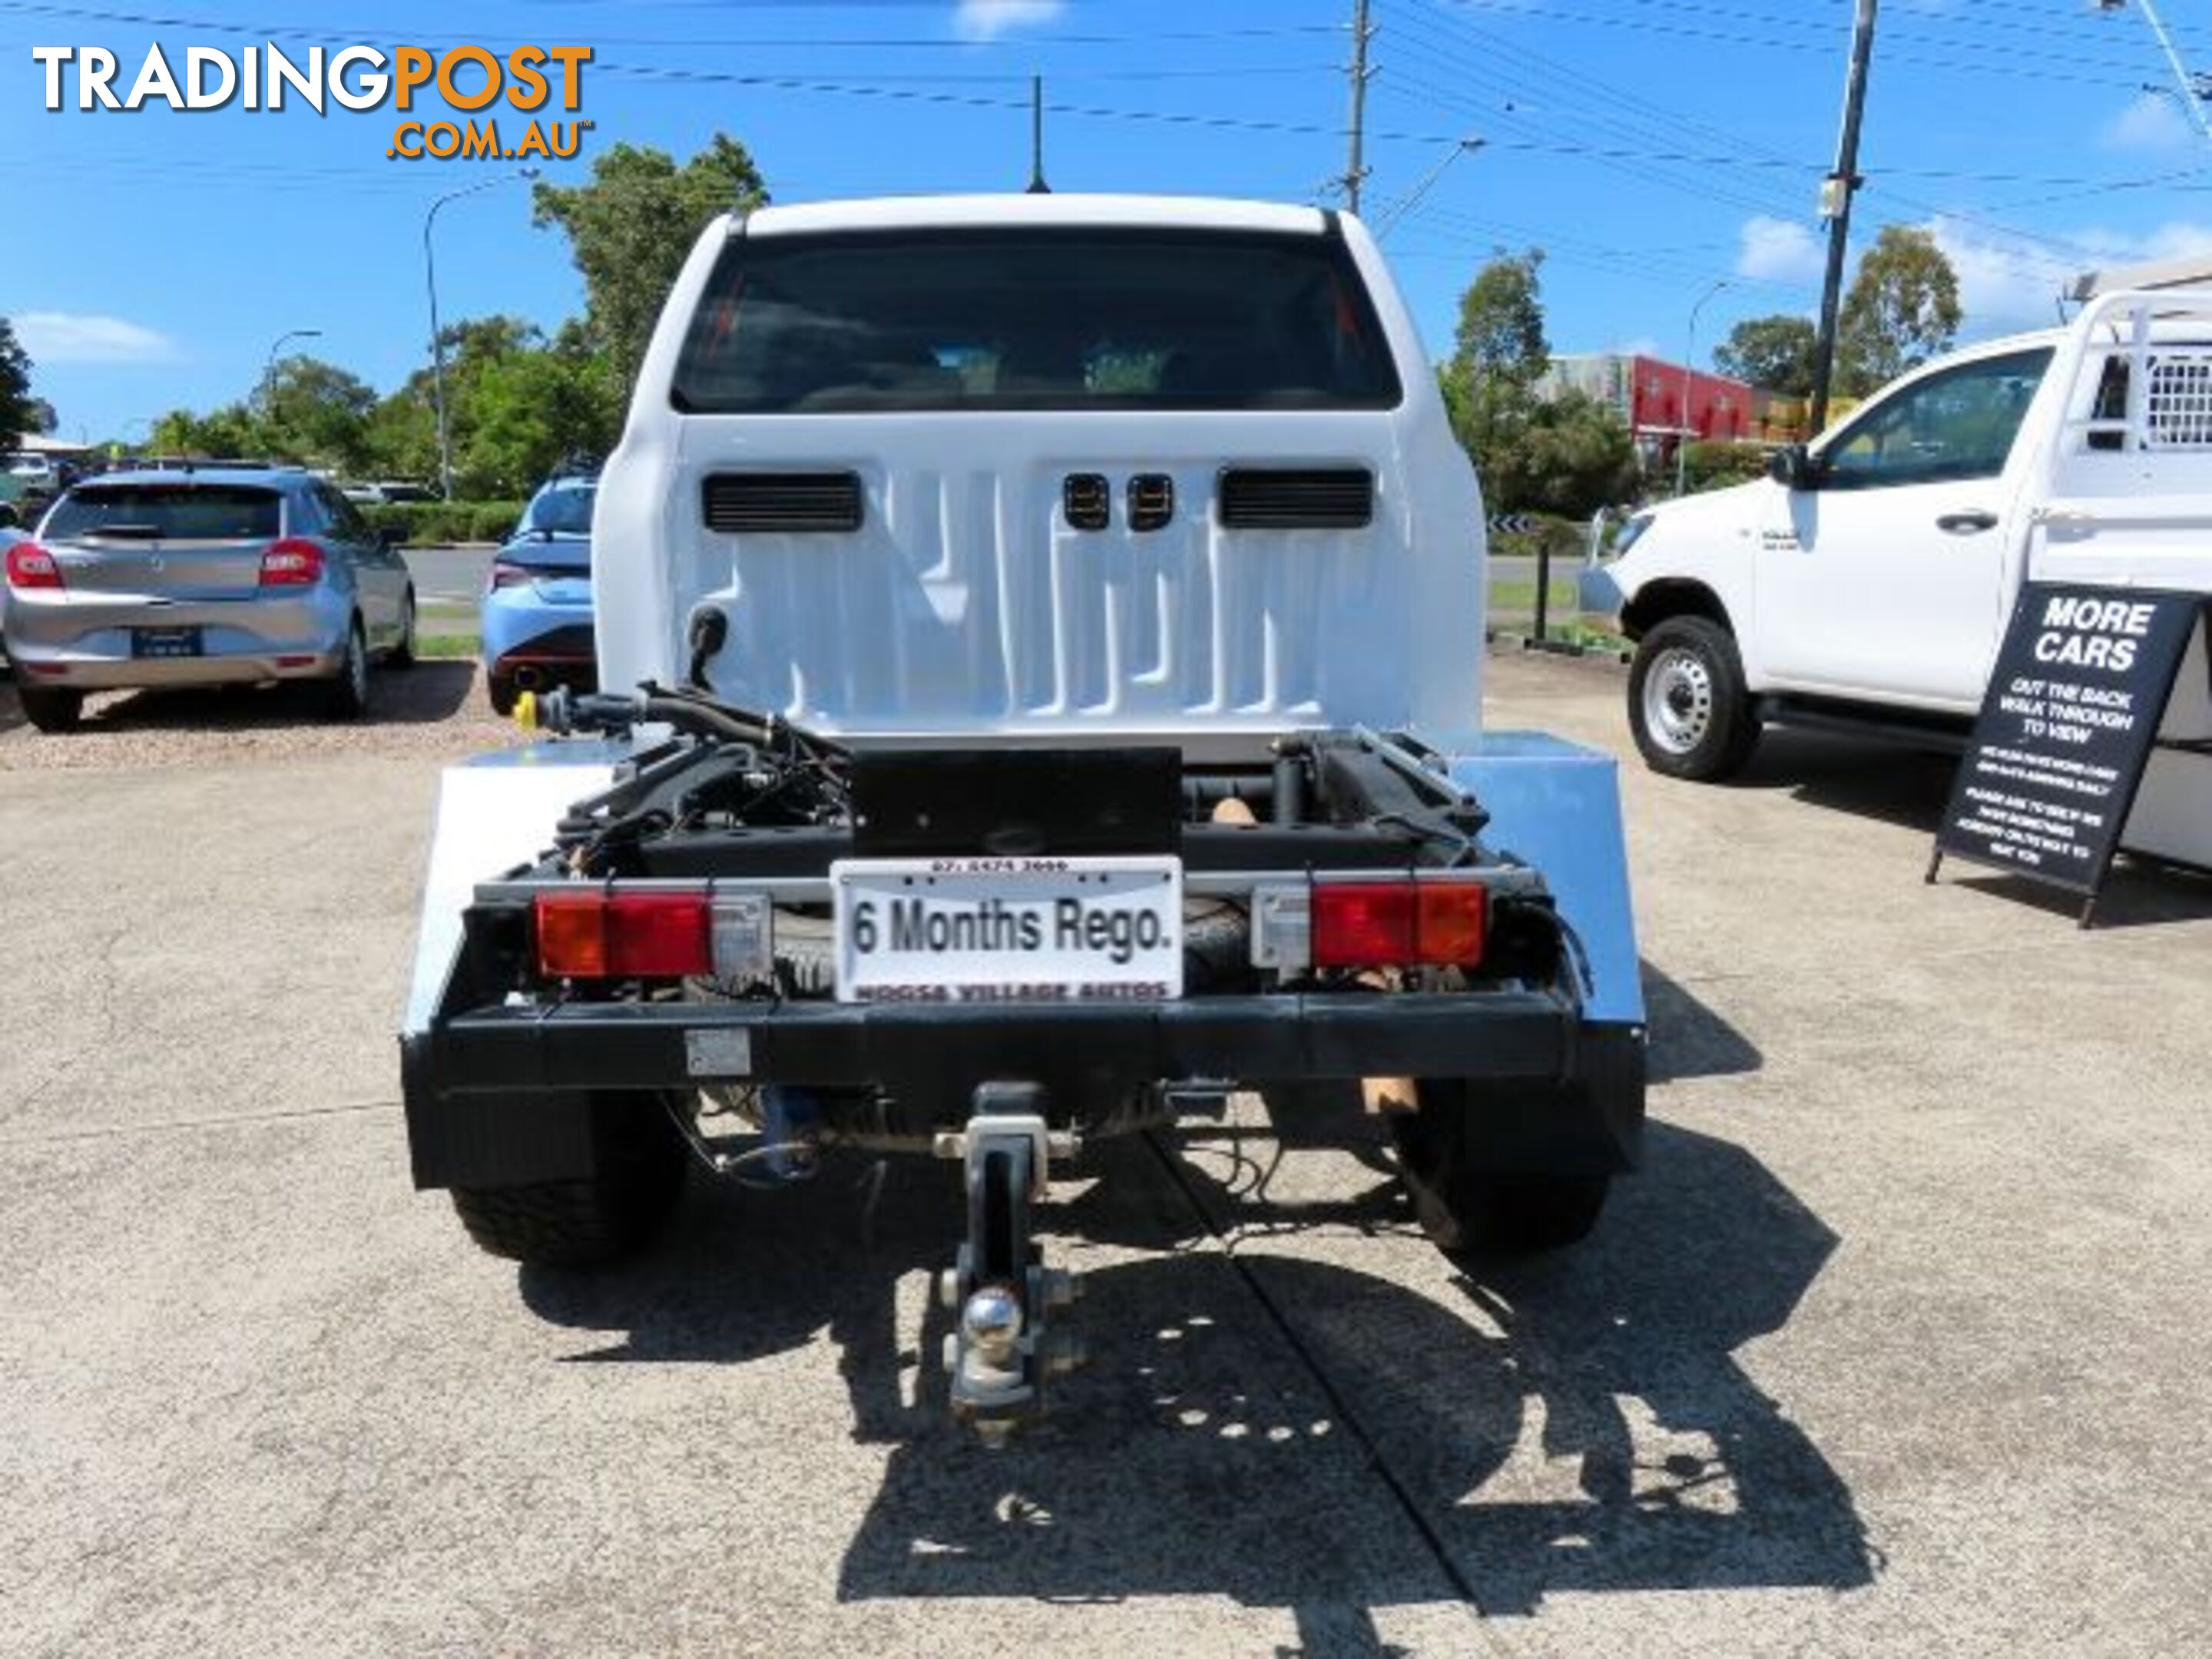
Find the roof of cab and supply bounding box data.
[737,193,1335,239]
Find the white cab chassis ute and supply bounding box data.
[401,195,1645,1440]
[1591,288,2212,784]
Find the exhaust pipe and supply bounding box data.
[511,664,544,691]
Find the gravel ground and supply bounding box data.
[0,661,520,772]
[5,651,2212,1654]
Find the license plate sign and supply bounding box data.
[131,626,201,660]
[831,856,1182,1005]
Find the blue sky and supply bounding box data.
[7,0,2212,442]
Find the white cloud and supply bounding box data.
[2102,91,2197,154]
[9,311,177,365]
[953,0,1065,41]
[1734,215,1823,283]
[1926,216,2212,332]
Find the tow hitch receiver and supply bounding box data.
[935,1084,1086,1445]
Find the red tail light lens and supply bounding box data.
[1313,882,1416,968]
[259,538,324,587]
[535,891,714,979]
[1415,883,1488,967]
[488,559,531,591]
[1312,880,1487,969]
[4,541,62,590]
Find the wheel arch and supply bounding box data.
[1620,578,1736,644]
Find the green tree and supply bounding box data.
[1438,248,1634,518]
[0,320,35,452]
[457,339,615,497]
[1445,375,1637,518]
[1836,226,1962,397]
[150,404,263,459]
[1713,314,1820,395]
[533,134,768,389]
[262,356,378,472]
[1451,248,1550,394]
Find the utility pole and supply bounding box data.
[1343,0,1375,215]
[1026,75,1050,192]
[1810,0,1878,433]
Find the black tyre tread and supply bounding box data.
[323,619,370,721]
[448,1091,689,1268]
[1390,1082,1611,1261]
[17,687,83,733]
[486,672,518,718]
[1627,614,1760,783]
[451,1180,645,1267]
[387,591,418,667]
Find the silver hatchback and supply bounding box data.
[1,467,417,733]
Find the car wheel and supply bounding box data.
[486,670,518,717]
[449,1091,689,1267]
[323,617,370,721]
[1628,614,1760,782]
[387,590,418,668]
[1389,1080,1611,1262]
[16,686,84,733]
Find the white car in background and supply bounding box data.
[1588,286,2212,781]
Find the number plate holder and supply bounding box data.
[131,625,202,660]
[830,856,1184,1005]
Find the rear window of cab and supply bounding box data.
[43,485,282,541]
[671,227,1404,415]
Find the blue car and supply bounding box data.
[482,471,598,715]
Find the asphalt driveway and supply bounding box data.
[2,652,2208,1655]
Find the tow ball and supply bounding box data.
[934,1084,1088,1445]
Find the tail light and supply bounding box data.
[536,891,714,979]
[4,541,62,590]
[258,538,324,587]
[1311,879,1486,969]
[488,559,532,591]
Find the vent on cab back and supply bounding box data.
[1217,468,1374,530]
[702,472,864,534]
[1063,473,1110,531]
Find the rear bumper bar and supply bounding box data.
[402,989,1647,1190]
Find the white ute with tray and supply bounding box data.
[1589,274,2212,875]
[400,194,1648,1442]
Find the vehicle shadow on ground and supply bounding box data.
[1731,730,2212,928]
[1730,729,1958,834]
[55,661,478,731]
[521,997,1863,1634]
[1644,960,1763,1083]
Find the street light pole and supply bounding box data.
[422,167,538,500]
[1677,279,1730,498]
[263,328,322,416]
[2098,1,2212,144]
[1372,136,1485,241]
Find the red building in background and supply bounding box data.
[1542,353,1804,465]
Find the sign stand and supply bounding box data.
[1928,584,2211,928]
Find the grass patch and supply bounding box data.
[417,633,481,661]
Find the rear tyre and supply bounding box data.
[486,670,518,718]
[16,687,84,733]
[449,1091,690,1268]
[323,618,370,721]
[1389,1080,1611,1261]
[1628,614,1760,782]
[387,591,418,668]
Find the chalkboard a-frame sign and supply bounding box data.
[1929,582,2210,927]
